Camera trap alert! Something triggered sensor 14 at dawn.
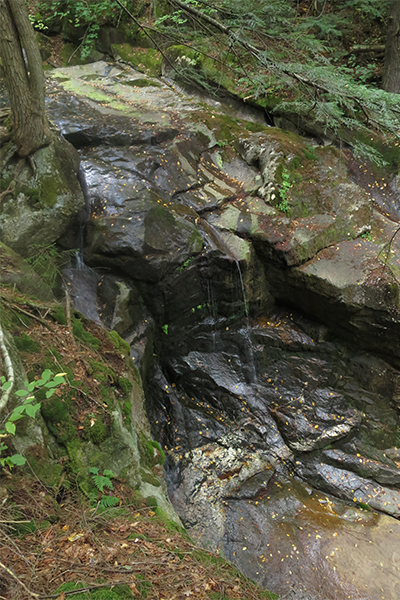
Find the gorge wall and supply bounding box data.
[3,59,400,599]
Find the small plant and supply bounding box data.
[277,198,290,213]
[277,167,293,213]
[178,256,195,271]
[0,370,66,468]
[88,467,120,508]
[361,231,373,241]
[162,324,168,335]
[191,302,209,313]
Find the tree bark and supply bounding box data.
[383,0,400,93]
[0,0,48,157]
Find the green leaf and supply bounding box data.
[5,422,16,435]
[44,381,58,388]
[27,382,36,392]
[23,396,35,404]
[8,412,25,422]
[1,381,12,390]
[89,467,99,475]
[25,404,41,418]
[103,469,114,478]
[41,370,52,382]
[45,389,55,398]
[15,389,29,397]
[9,454,26,466]
[100,495,119,508]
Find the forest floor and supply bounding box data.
[0,285,277,600]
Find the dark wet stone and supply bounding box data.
[46,60,400,600]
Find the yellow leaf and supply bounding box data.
[68,532,84,542]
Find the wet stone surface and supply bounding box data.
[46,61,400,599]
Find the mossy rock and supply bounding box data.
[138,433,165,469]
[83,415,108,445]
[107,329,131,356]
[88,359,117,383]
[140,467,161,487]
[41,396,77,445]
[118,376,132,395]
[25,445,64,487]
[111,44,162,76]
[72,318,102,350]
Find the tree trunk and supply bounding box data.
[383,0,400,93]
[0,0,48,157]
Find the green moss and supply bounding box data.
[55,582,134,599]
[140,468,161,487]
[145,495,158,508]
[121,400,132,428]
[73,319,102,351]
[65,438,84,475]
[139,434,165,468]
[15,333,40,353]
[245,121,268,133]
[61,43,89,67]
[112,44,162,76]
[83,415,107,445]
[107,329,131,356]
[88,359,117,383]
[118,376,133,395]
[41,396,76,444]
[38,173,64,208]
[52,305,66,325]
[27,454,64,487]
[154,507,188,537]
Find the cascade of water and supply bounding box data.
[62,167,102,323]
[235,259,249,322]
[234,260,257,383]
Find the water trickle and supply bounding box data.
[234,260,257,383]
[207,278,219,350]
[63,166,101,323]
[235,259,249,322]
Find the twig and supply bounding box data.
[0,519,30,523]
[1,299,54,331]
[0,560,39,598]
[0,180,15,202]
[378,225,400,272]
[64,286,72,330]
[39,581,135,599]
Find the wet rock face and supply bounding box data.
[47,62,400,599]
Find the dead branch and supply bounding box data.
[0,180,15,202]
[0,560,39,598]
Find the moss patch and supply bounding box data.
[55,582,134,599]
[15,333,41,353]
[112,44,162,76]
[107,329,131,356]
[41,396,77,445]
[73,318,102,350]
